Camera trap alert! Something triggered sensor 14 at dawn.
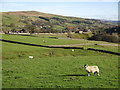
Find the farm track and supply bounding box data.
[49,43,119,47]
[0,39,120,56]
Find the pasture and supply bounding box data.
[1,34,119,88]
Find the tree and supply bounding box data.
[84,27,89,32]
[9,23,15,28]
[24,24,36,33]
[11,28,16,32]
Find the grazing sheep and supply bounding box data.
[43,40,46,43]
[29,56,34,59]
[84,64,100,76]
[72,49,74,51]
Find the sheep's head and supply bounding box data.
[84,64,88,68]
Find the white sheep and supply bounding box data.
[72,49,74,51]
[84,64,100,76]
[29,56,34,59]
[43,40,46,43]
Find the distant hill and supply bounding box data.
[2,11,117,33]
[101,20,118,24]
[2,11,57,17]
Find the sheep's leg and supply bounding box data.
[94,72,96,76]
[88,73,90,76]
[97,72,100,76]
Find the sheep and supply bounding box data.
[84,64,100,76]
[72,49,74,51]
[43,40,46,43]
[29,56,34,59]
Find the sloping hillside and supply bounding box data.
[2,11,117,33]
[2,11,57,17]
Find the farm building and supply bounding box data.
[75,30,83,34]
[18,29,27,33]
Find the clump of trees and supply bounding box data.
[24,24,37,33]
[89,26,119,43]
[67,33,93,39]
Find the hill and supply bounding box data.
[2,11,117,33]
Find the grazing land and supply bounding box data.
[2,34,118,53]
[2,34,118,88]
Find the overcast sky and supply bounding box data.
[0,0,119,20]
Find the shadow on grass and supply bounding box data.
[60,74,87,76]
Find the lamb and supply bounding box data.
[84,64,100,76]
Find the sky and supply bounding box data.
[0,0,119,20]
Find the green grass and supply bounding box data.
[2,34,118,53]
[3,56,118,88]
[2,34,119,88]
[76,45,118,53]
[2,34,89,45]
[53,25,66,31]
[2,15,25,25]
[2,34,116,45]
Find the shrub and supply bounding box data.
[89,33,119,43]
[67,33,88,39]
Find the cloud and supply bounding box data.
[1,0,119,2]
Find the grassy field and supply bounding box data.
[2,34,118,53]
[2,34,119,88]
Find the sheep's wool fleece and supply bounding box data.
[86,66,99,73]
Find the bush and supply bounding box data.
[89,33,119,43]
[67,33,88,39]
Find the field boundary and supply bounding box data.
[0,39,119,56]
[0,39,84,49]
[87,48,120,55]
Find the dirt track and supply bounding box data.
[48,43,119,47]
